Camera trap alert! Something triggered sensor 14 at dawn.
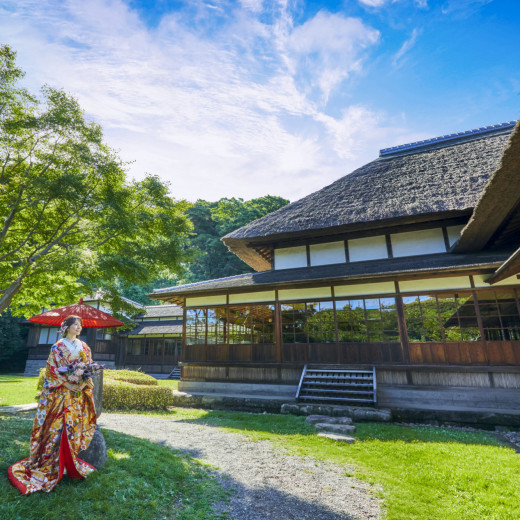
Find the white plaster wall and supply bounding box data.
[309,241,346,266]
[446,225,465,247]
[334,281,395,297]
[278,287,332,301]
[229,291,276,304]
[274,245,308,270]
[186,295,227,307]
[348,235,388,262]
[473,274,520,287]
[391,228,446,257]
[398,276,472,293]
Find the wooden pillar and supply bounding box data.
[394,281,410,363]
[275,289,282,363]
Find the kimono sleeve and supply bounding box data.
[81,343,95,390]
[45,345,68,389]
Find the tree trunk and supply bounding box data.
[0,277,23,314]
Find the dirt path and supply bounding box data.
[98,413,381,520]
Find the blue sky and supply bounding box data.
[1,0,519,201]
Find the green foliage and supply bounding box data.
[103,380,173,411]
[103,369,158,386]
[185,195,288,283]
[0,45,191,318]
[0,416,228,519]
[36,367,45,391]
[102,369,173,410]
[38,368,169,410]
[0,309,25,365]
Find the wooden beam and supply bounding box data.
[488,245,520,284]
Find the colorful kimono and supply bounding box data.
[8,340,97,495]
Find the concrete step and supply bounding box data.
[306,415,353,425]
[315,423,357,435]
[281,402,392,422]
[317,432,356,443]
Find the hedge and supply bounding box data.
[103,380,174,411]
[103,369,158,386]
[36,368,173,411]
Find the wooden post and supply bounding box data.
[394,281,410,363]
[275,290,282,363]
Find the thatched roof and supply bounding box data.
[452,122,520,253]
[152,251,508,304]
[224,122,516,271]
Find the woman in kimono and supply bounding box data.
[8,315,98,494]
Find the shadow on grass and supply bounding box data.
[2,415,375,520]
[0,416,227,520]
[0,376,33,383]
[171,409,506,448]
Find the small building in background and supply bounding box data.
[24,297,183,378]
[115,305,183,377]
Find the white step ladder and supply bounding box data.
[296,365,377,404]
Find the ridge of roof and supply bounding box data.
[380,121,517,158]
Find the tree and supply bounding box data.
[186,195,289,282]
[0,308,25,365]
[0,45,191,317]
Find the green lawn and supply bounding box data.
[130,408,520,520]
[0,376,39,406]
[4,376,520,519]
[157,379,179,390]
[0,416,228,520]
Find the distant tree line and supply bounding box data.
[121,195,289,306]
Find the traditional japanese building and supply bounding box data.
[153,121,520,421]
[115,304,183,376]
[24,298,183,377]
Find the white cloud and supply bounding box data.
[0,0,403,202]
[358,0,389,6]
[287,11,380,102]
[392,27,421,67]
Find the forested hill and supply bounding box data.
[122,195,289,305]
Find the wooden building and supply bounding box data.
[152,121,520,422]
[115,304,183,375]
[24,298,183,377]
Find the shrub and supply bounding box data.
[104,369,158,386]
[103,380,173,411]
[37,367,171,411]
[37,367,46,391]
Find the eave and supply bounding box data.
[451,121,520,253]
[151,251,509,305]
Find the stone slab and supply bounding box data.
[282,403,391,422]
[179,381,298,398]
[171,390,296,413]
[317,432,356,443]
[315,423,356,434]
[306,415,353,425]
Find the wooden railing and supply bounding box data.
[182,340,520,366]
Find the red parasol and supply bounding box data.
[28,299,124,328]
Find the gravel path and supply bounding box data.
[98,413,381,520]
